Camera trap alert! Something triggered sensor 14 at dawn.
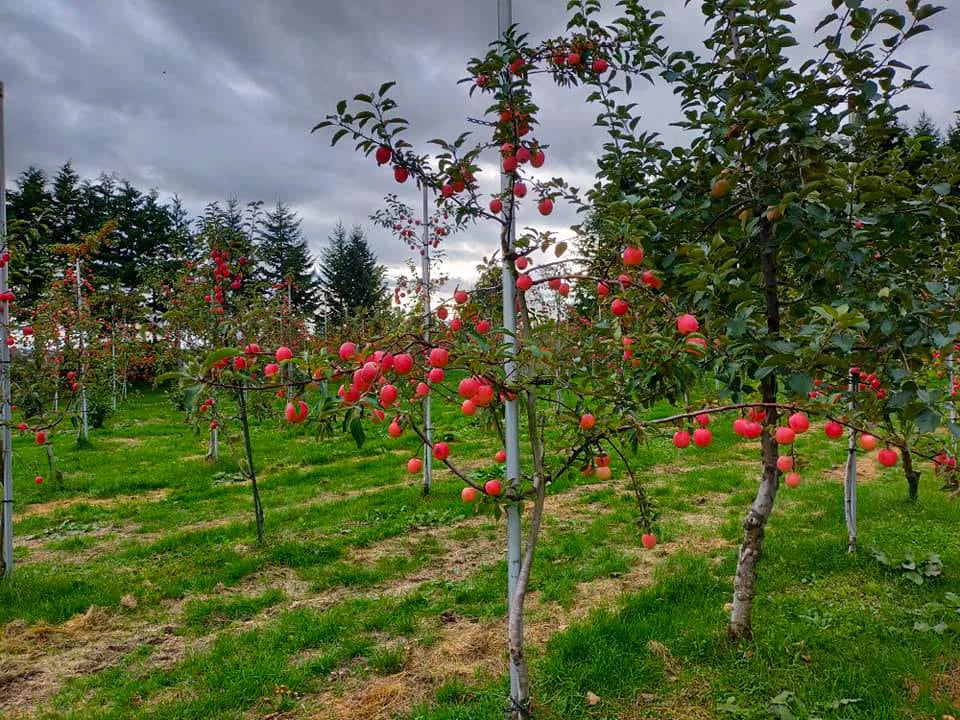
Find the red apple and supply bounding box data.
[495,449,507,463]
[611,298,628,316]
[433,442,450,461]
[393,354,414,375]
[284,400,308,424]
[788,412,810,434]
[784,472,801,488]
[673,430,691,449]
[641,533,657,549]
[375,145,391,165]
[394,166,408,183]
[693,428,712,447]
[776,455,794,472]
[517,274,533,291]
[388,421,403,438]
[458,377,480,398]
[489,198,503,214]
[595,465,612,481]
[455,290,469,304]
[380,384,398,407]
[622,246,644,266]
[824,421,844,439]
[275,346,293,361]
[859,434,878,451]
[579,413,596,430]
[429,347,449,367]
[462,486,478,503]
[484,479,502,496]
[677,314,699,335]
[407,457,422,474]
[538,198,553,216]
[774,426,796,445]
[878,447,898,466]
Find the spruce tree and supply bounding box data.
[317,222,388,327]
[256,201,320,314]
[6,167,54,307]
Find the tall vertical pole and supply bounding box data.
[497,0,523,710]
[286,278,293,402]
[111,339,117,411]
[844,370,857,553]
[420,181,433,494]
[75,257,88,441]
[0,82,13,578]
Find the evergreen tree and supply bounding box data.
[947,119,960,152]
[318,222,388,327]
[912,111,943,151]
[5,167,55,307]
[256,200,321,313]
[50,162,83,247]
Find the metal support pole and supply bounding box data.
[844,370,857,554]
[75,257,88,441]
[420,181,432,494]
[0,82,13,578]
[286,279,293,402]
[497,0,523,709]
[111,340,117,411]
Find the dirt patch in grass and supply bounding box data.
[3,464,733,718]
[16,489,169,519]
[823,453,881,485]
[310,509,733,720]
[0,606,185,718]
[930,661,960,707]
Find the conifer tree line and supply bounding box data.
[3,162,390,327]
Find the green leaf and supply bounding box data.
[202,348,241,373]
[787,374,814,395]
[349,416,366,449]
[915,409,941,434]
[933,182,952,195]
[904,570,924,585]
[336,99,347,115]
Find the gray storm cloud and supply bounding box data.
[2,0,958,288]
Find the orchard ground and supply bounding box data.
[0,388,959,719]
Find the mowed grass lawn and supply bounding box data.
[0,388,958,719]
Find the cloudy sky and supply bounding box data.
[2,0,958,291]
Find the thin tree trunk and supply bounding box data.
[237,387,264,543]
[903,446,920,502]
[729,219,780,641]
[45,443,59,488]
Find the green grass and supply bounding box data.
[1,389,959,719]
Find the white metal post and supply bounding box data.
[949,351,957,456]
[111,339,117,411]
[421,182,433,493]
[0,82,13,578]
[75,257,88,441]
[844,370,857,553]
[497,0,523,709]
